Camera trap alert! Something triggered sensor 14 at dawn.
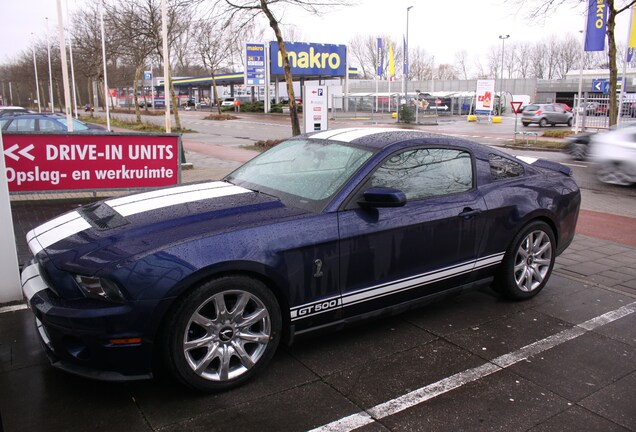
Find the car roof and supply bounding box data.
[1,113,63,120]
[306,127,483,151]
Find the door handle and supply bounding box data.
[459,208,481,219]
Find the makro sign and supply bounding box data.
[245,43,266,86]
[269,42,347,77]
[3,134,180,192]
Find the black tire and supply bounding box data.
[493,221,556,300]
[569,143,587,161]
[165,275,281,392]
[522,122,530,127]
[567,117,573,127]
[538,118,548,127]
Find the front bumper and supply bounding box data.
[21,260,155,381]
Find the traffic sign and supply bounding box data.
[592,79,610,94]
[510,101,523,114]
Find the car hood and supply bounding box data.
[27,181,305,272]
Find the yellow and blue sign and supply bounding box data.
[245,43,266,86]
[585,0,607,51]
[269,42,347,77]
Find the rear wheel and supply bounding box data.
[165,275,281,391]
[567,117,573,127]
[539,118,548,127]
[494,221,556,300]
[522,122,530,127]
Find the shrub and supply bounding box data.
[399,104,415,123]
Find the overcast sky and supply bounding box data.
[0,0,632,67]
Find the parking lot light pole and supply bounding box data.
[404,6,413,104]
[498,35,510,115]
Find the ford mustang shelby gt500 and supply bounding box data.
[21,128,581,391]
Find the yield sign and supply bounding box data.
[510,101,523,114]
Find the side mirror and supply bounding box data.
[358,187,407,208]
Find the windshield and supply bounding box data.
[226,138,374,211]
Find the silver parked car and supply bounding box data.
[522,103,573,127]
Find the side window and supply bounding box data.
[371,148,473,201]
[38,119,59,131]
[489,154,525,180]
[544,105,554,112]
[7,119,36,131]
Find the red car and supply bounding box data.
[555,103,571,112]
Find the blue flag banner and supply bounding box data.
[377,38,383,77]
[628,47,635,63]
[403,35,408,76]
[585,0,608,51]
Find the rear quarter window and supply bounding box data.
[489,154,525,180]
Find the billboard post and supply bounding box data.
[0,131,22,303]
[303,85,328,133]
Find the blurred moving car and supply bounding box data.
[0,113,106,132]
[589,125,636,185]
[565,123,636,161]
[21,128,581,392]
[521,103,573,127]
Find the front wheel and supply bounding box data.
[567,118,573,127]
[494,221,556,300]
[165,276,281,391]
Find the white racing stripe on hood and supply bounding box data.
[105,181,251,217]
[27,211,91,255]
[27,181,251,255]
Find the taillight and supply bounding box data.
[535,110,543,115]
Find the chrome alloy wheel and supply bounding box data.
[513,230,553,292]
[182,290,271,382]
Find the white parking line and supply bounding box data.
[0,304,28,314]
[309,301,636,432]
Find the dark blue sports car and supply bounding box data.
[21,128,581,391]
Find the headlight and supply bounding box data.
[75,275,125,303]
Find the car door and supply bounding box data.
[552,104,567,124]
[337,147,487,319]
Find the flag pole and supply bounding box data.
[618,5,635,125]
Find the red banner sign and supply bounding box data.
[3,133,180,192]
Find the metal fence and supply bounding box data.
[330,95,477,121]
[574,94,636,130]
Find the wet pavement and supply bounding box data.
[1,127,636,432]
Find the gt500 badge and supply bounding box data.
[291,298,341,321]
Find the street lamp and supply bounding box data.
[498,34,510,115]
[46,17,55,112]
[31,33,41,113]
[404,6,413,103]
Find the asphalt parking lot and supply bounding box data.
[1,120,636,432]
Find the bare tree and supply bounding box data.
[436,64,457,80]
[217,0,351,136]
[192,14,234,115]
[455,50,470,80]
[347,34,376,79]
[554,34,580,78]
[409,47,433,81]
